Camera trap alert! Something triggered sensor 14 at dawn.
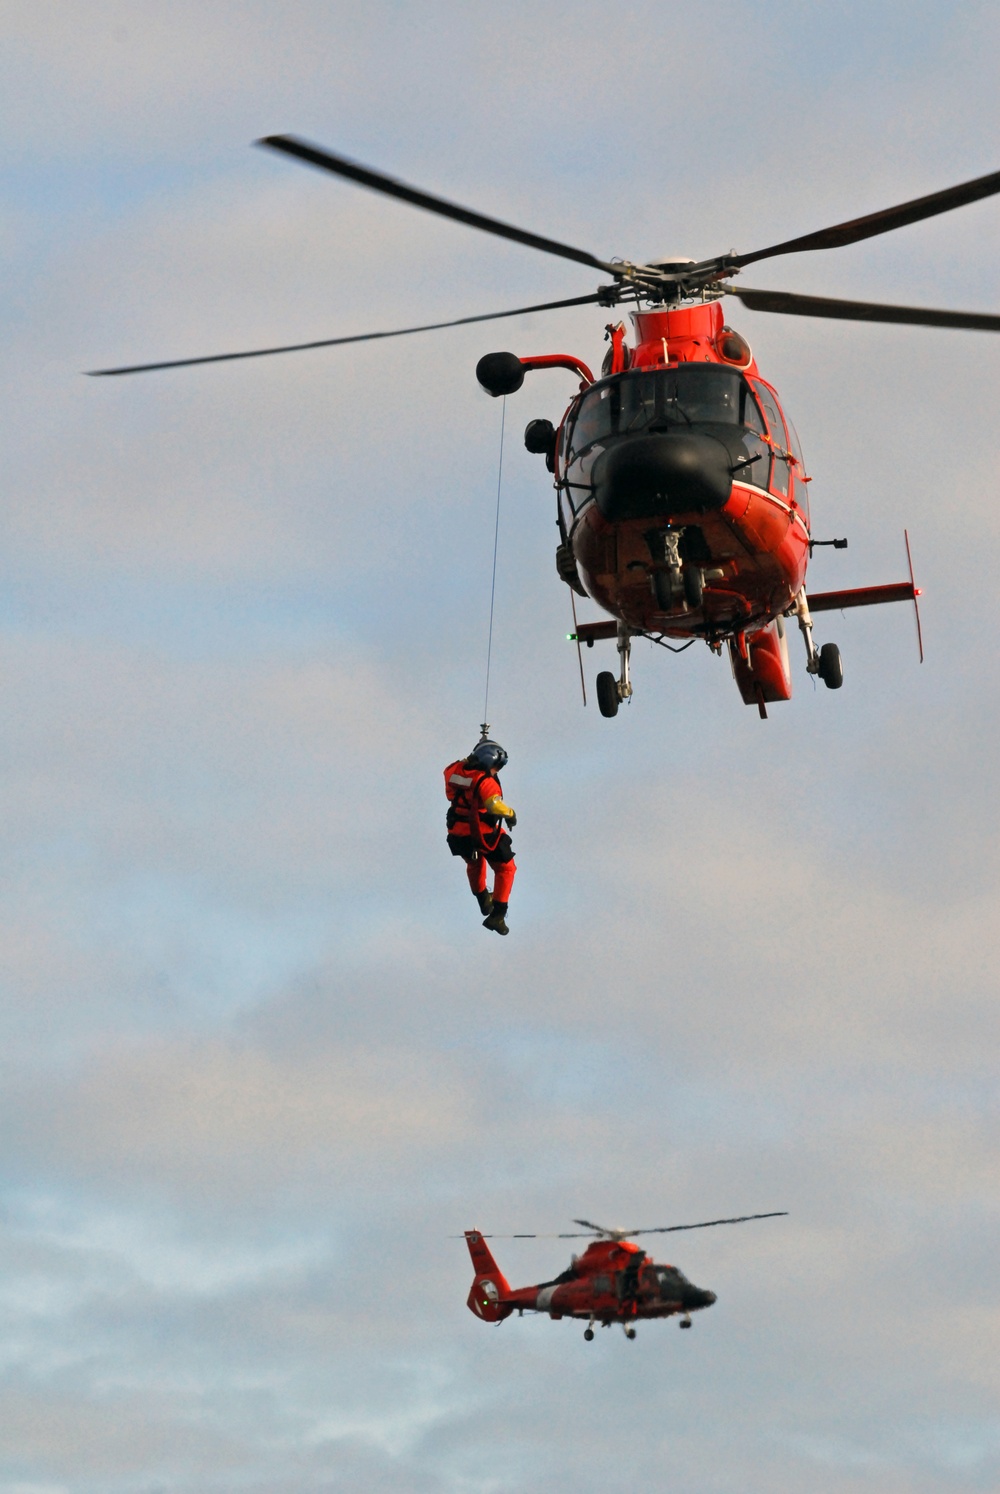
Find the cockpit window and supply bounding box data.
[654,1266,689,1297]
[568,365,760,461]
[742,383,766,435]
[571,381,617,454]
[786,417,811,522]
[751,379,791,500]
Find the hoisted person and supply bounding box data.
[443,737,517,935]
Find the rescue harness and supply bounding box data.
[445,763,507,855]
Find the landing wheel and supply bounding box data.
[624,1325,637,1340]
[584,1327,594,1342]
[817,642,843,690]
[655,570,682,610]
[683,565,704,609]
[679,1317,692,1330]
[596,670,619,718]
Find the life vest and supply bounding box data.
[444,760,506,853]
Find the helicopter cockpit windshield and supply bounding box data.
[560,364,772,513]
[569,365,762,459]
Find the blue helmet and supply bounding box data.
[468,739,508,773]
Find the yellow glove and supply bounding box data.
[484,795,516,826]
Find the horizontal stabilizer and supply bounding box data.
[806,581,917,612]
[810,531,923,663]
[569,620,618,644]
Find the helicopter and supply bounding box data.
[91,139,1000,716]
[462,1210,786,1341]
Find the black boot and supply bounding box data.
[475,888,493,916]
[482,900,509,935]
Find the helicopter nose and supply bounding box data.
[593,432,732,522]
[684,1287,717,1311]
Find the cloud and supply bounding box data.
[2,1036,471,1201]
[3,3,1000,1491]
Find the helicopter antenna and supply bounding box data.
[482,395,506,727]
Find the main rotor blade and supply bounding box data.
[451,1232,601,1240]
[625,1212,789,1237]
[85,293,603,376]
[464,1210,788,1241]
[571,1217,612,1235]
[729,286,1000,333]
[258,135,617,276]
[732,165,1000,268]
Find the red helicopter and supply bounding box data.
[92,139,1000,716]
[481,320,924,718]
[462,1210,786,1341]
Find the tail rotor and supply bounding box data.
[904,528,924,663]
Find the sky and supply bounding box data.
[2,2,999,1491]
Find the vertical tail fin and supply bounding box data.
[465,1229,504,1278]
[904,528,924,663]
[464,1229,512,1322]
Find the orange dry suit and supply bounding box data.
[443,759,516,904]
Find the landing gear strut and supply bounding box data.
[584,1317,595,1342]
[623,1322,637,1340]
[793,588,843,690]
[679,1314,692,1330]
[596,623,633,719]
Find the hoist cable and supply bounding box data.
[482,396,506,725]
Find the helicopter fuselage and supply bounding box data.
[553,300,810,708]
